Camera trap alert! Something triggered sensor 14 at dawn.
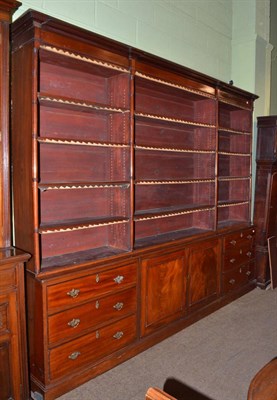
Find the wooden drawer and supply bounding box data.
[47,262,137,314]
[49,314,137,380]
[222,262,255,294]
[223,228,255,252]
[223,243,254,271]
[48,287,137,344]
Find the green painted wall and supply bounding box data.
[14,0,233,84]
[270,0,277,114]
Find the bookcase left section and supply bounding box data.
[11,35,132,273]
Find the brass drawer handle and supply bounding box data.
[247,235,253,240]
[67,288,80,298]
[113,331,124,340]
[230,240,236,246]
[246,270,251,276]
[240,233,244,238]
[114,275,124,284]
[229,279,235,285]
[230,258,236,263]
[68,351,81,360]
[247,251,252,257]
[113,302,124,311]
[68,318,80,328]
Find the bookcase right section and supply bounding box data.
[217,91,254,229]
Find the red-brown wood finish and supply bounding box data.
[0,248,30,400]
[188,239,220,310]
[141,250,187,337]
[0,0,21,247]
[247,357,277,400]
[254,116,277,288]
[0,2,31,400]
[146,387,177,400]
[10,10,258,399]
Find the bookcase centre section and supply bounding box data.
[134,73,217,247]
[37,47,132,268]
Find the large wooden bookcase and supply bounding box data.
[11,10,257,400]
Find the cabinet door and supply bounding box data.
[188,239,220,310]
[140,251,186,337]
[0,342,12,400]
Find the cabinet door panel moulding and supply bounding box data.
[11,9,258,399]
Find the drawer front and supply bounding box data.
[223,263,255,294]
[223,228,255,252]
[49,314,137,380]
[47,262,137,314]
[48,287,137,344]
[223,243,254,271]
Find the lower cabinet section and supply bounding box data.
[48,287,137,344]
[27,227,256,399]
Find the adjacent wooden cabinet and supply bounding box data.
[254,115,277,288]
[0,249,29,400]
[11,10,257,399]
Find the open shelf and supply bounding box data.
[39,183,129,225]
[218,101,252,132]
[41,246,129,269]
[39,47,130,108]
[217,201,250,227]
[135,75,216,126]
[134,227,211,249]
[135,149,215,181]
[135,118,215,150]
[39,97,130,144]
[135,180,215,214]
[218,153,251,178]
[218,177,250,204]
[218,130,251,154]
[134,206,215,245]
[39,141,130,183]
[39,217,130,264]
